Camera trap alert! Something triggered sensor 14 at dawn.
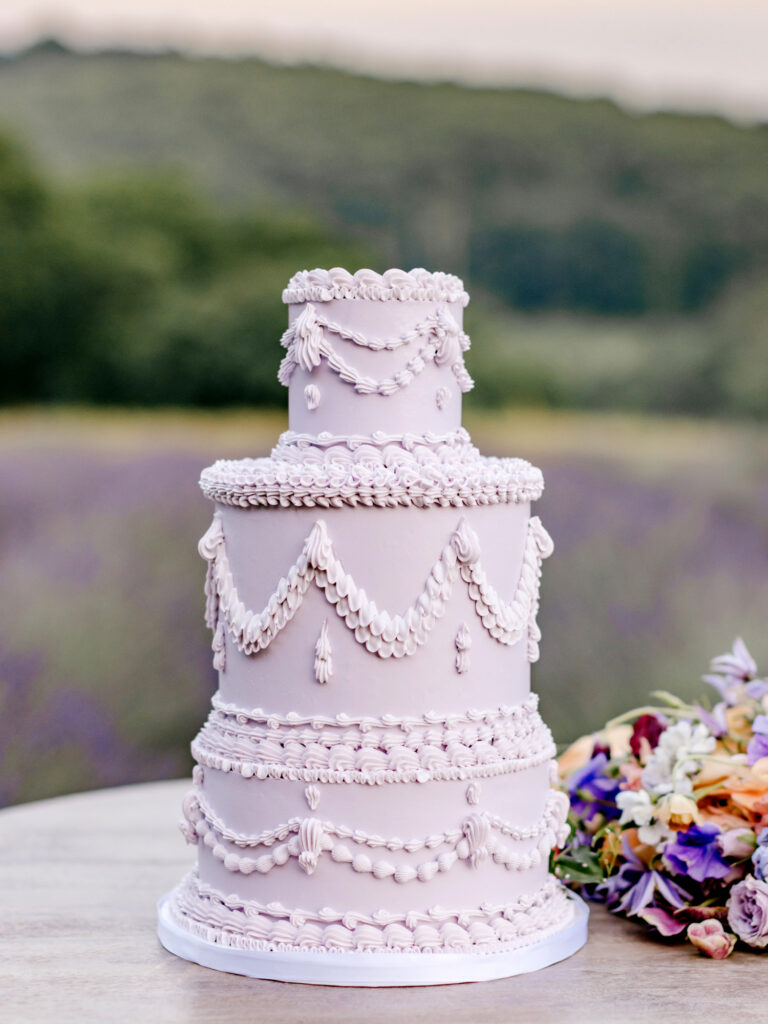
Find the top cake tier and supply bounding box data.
[281,268,472,437]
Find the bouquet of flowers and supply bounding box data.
[555,639,768,959]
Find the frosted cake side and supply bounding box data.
[158,268,587,985]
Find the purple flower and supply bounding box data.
[695,701,729,739]
[752,828,768,881]
[638,906,686,937]
[752,847,768,882]
[704,637,756,692]
[727,876,768,947]
[567,753,621,823]
[663,824,731,883]
[569,826,593,849]
[747,714,768,766]
[704,638,768,706]
[598,838,691,916]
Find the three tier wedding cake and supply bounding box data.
[157,267,587,985]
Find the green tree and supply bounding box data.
[0,133,372,406]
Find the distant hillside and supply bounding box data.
[2,44,768,317]
[2,44,768,416]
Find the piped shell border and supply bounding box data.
[282,268,469,307]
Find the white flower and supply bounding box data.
[615,788,672,851]
[638,820,674,850]
[641,720,714,798]
[616,789,653,828]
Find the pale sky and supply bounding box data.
[2,0,767,121]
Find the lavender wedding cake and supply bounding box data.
[157,268,587,985]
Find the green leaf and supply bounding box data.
[555,846,605,885]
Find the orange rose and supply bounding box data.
[558,734,597,779]
[696,743,746,788]
[697,802,753,831]
[729,758,768,818]
[558,725,632,778]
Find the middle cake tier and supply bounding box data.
[198,499,553,717]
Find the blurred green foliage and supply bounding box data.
[2,44,768,414]
[0,132,371,405]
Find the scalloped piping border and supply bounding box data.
[168,872,573,953]
[198,429,545,510]
[199,699,542,751]
[193,700,549,777]
[278,428,472,450]
[198,458,543,510]
[189,738,556,785]
[282,268,469,307]
[209,691,539,732]
[199,513,553,665]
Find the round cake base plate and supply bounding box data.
[157,891,588,987]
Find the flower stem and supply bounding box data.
[604,705,697,729]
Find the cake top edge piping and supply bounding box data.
[282,268,469,307]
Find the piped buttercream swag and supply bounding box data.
[278,303,474,395]
[180,785,570,881]
[200,513,553,666]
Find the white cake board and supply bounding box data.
[157,891,588,987]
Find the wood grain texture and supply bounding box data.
[0,780,765,1024]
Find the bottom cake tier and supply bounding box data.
[158,872,587,986]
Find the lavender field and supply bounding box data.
[1,408,767,806]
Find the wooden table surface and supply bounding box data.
[1,780,765,1024]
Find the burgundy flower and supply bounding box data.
[630,714,665,759]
